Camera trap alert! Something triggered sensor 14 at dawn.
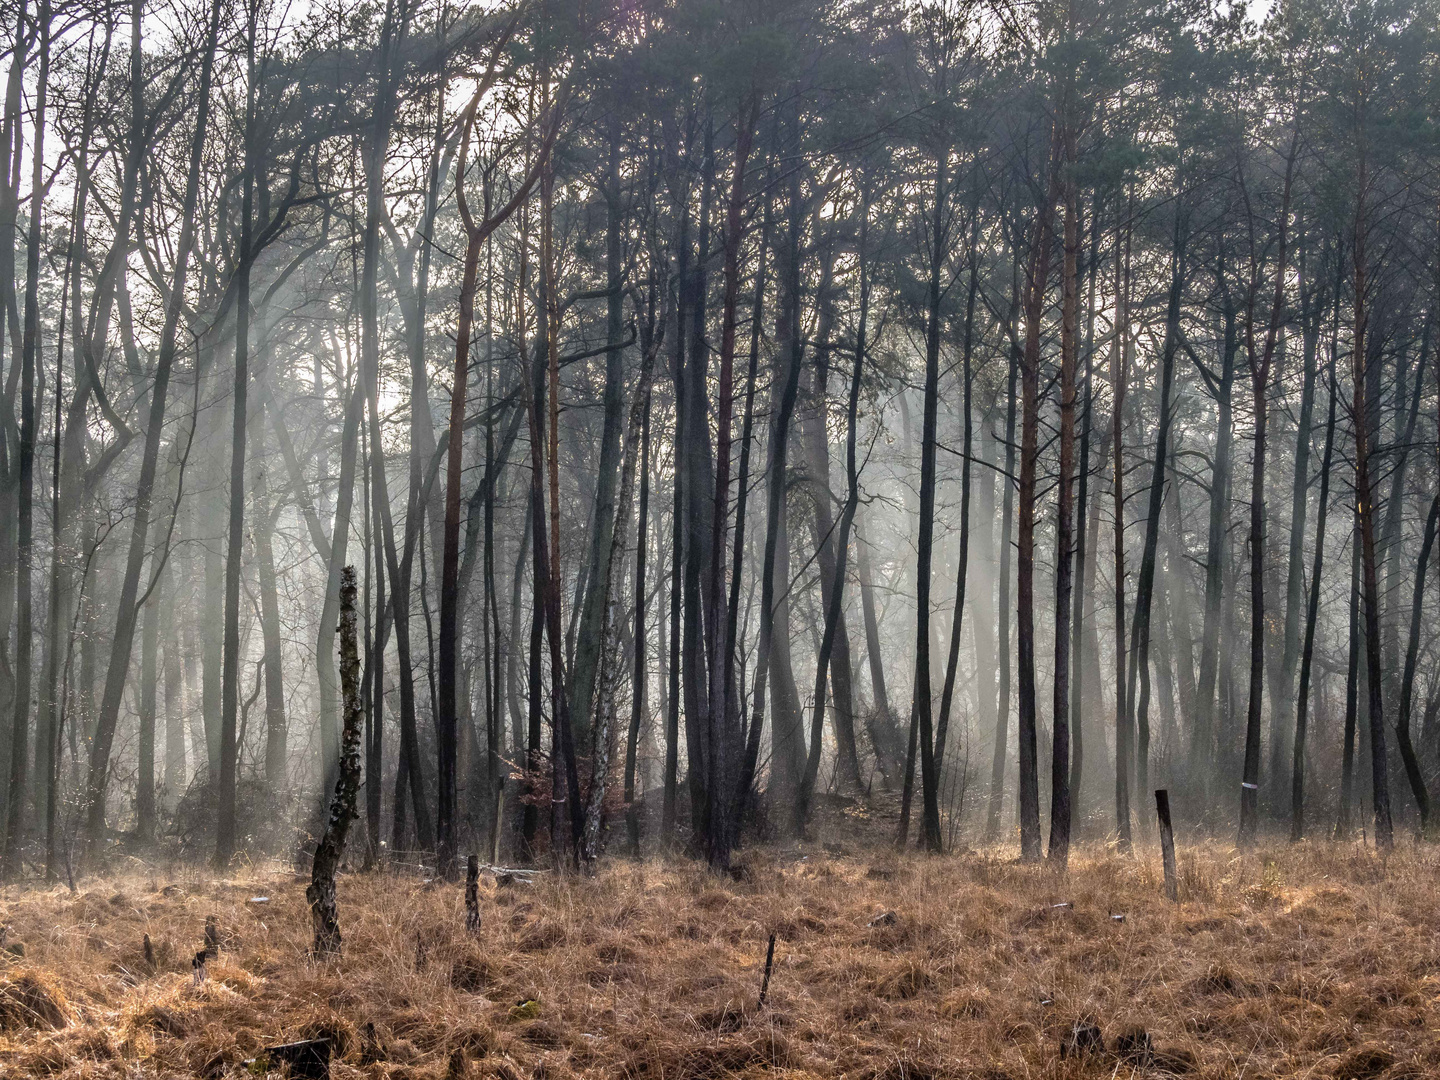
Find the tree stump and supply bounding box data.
[1155,789,1178,902]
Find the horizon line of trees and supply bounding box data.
[0,0,1435,878]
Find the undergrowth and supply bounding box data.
[0,838,1435,1078]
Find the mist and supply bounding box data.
[0,0,1432,884]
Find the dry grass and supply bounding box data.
[0,838,1436,1078]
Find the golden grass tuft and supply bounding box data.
[0,969,69,1030]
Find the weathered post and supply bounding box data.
[465,854,481,934]
[308,567,363,955]
[757,933,777,1010]
[1155,789,1178,902]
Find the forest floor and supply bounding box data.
[0,827,1434,1079]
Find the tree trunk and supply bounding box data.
[1293,359,1336,839]
[83,0,221,857]
[797,196,869,836]
[216,7,259,867]
[1048,120,1078,868]
[1191,284,1237,796]
[2,0,45,873]
[1351,170,1393,851]
[570,123,630,747]
[583,295,666,868]
[986,256,1021,842]
[1068,195,1100,826]
[747,136,805,816]
[936,206,979,777]
[1017,143,1059,862]
[308,567,363,955]
[624,390,652,856]
[253,419,287,795]
[1238,134,1296,845]
[1111,206,1133,851]
[1126,222,1184,826]
[704,102,757,865]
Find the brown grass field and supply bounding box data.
[0,837,1435,1079]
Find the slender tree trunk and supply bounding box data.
[912,150,951,855]
[1337,514,1361,838]
[1048,121,1078,868]
[857,517,899,781]
[986,258,1021,842]
[1393,447,1437,829]
[1191,294,1236,802]
[1017,144,1059,862]
[1126,222,1184,826]
[1111,207,1133,851]
[797,200,868,836]
[1238,134,1296,845]
[571,123,630,746]
[747,135,805,816]
[624,390,652,855]
[253,420,287,794]
[1352,170,1393,851]
[1293,359,1336,839]
[1273,260,1321,809]
[1069,196,1100,826]
[936,206,979,775]
[216,6,260,867]
[583,297,665,868]
[705,102,756,864]
[3,0,46,871]
[136,569,160,845]
[83,0,221,856]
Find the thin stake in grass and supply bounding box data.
[757,932,777,1011]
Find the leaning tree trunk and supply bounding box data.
[308,567,363,956]
[1391,458,1437,829]
[935,205,978,777]
[1292,360,1337,839]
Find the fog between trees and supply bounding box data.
[0,0,1433,878]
